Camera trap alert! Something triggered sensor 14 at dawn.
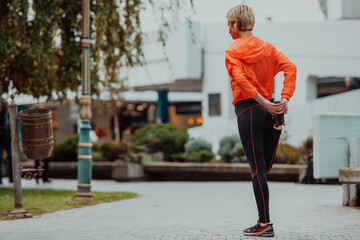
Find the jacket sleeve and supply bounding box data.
[273,47,297,100]
[226,58,258,99]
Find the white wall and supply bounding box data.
[139,0,326,33]
[188,23,237,152]
[182,0,325,24]
[126,22,202,88]
[327,0,360,19]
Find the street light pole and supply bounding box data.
[8,95,32,219]
[75,0,93,201]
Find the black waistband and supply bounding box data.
[234,98,261,116]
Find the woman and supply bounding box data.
[225,4,297,237]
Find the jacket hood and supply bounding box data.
[226,36,267,65]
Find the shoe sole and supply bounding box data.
[243,232,275,237]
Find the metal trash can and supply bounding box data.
[19,108,54,160]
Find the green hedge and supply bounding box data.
[53,134,79,162]
[133,123,189,161]
[188,150,214,162]
[98,141,128,161]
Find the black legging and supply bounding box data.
[235,99,281,223]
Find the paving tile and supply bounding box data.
[1,179,359,239]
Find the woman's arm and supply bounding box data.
[273,47,297,101]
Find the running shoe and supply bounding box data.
[243,222,275,237]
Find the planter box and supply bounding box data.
[143,162,307,182]
[112,162,145,181]
[19,160,307,182]
[141,152,164,164]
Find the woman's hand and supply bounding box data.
[263,101,284,115]
[254,93,284,115]
[281,98,289,114]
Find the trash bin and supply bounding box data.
[19,108,54,160]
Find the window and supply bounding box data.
[175,102,201,114]
[208,93,221,116]
[317,76,360,98]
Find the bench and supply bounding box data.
[339,168,360,207]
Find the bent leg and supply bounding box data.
[263,112,281,173]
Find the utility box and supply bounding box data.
[313,114,360,179]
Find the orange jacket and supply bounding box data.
[225,36,297,106]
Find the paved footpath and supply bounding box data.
[0,179,359,240]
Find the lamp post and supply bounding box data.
[8,95,32,219]
[75,0,93,201]
[156,90,169,123]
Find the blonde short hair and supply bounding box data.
[226,4,255,31]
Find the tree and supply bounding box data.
[0,0,194,100]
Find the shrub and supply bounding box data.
[92,151,103,162]
[275,143,300,164]
[53,134,79,162]
[133,123,189,161]
[230,141,247,163]
[218,135,247,163]
[188,150,214,162]
[118,141,128,153]
[296,136,314,164]
[185,138,212,155]
[170,153,186,162]
[92,142,99,152]
[99,141,128,161]
[301,136,313,153]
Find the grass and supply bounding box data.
[0,188,137,220]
